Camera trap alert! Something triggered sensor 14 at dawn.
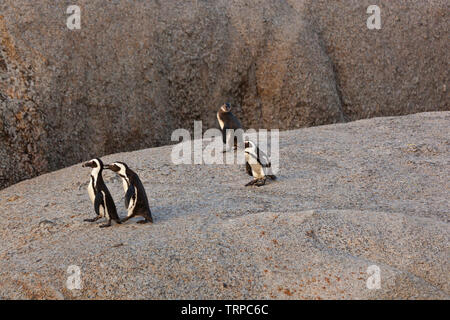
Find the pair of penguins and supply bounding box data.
[218,102,277,186]
[83,159,153,228]
[83,103,275,227]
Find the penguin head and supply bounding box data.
[105,161,128,176]
[244,140,256,151]
[82,158,103,169]
[221,102,232,113]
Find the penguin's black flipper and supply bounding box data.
[125,185,135,209]
[94,192,104,216]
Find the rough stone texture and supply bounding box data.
[0,112,448,299]
[0,0,449,189]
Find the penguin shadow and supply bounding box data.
[117,214,148,225]
[131,205,172,224]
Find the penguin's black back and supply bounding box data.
[219,111,242,130]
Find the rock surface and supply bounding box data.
[0,112,448,299]
[1,0,449,188]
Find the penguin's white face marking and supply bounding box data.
[107,162,130,189]
[91,161,101,186]
[111,162,127,177]
[83,158,103,184]
[244,140,257,153]
[106,162,127,175]
[91,159,101,174]
[83,158,101,169]
[221,103,231,113]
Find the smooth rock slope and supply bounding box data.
[0,112,449,299]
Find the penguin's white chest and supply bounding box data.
[87,177,96,203]
[245,152,265,179]
[121,177,129,192]
[217,113,224,130]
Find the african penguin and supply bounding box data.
[82,158,121,228]
[105,162,153,224]
[217,102,243,152]
[244,140,277,187]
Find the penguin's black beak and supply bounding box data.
[82,161,93,168]
[105,164,119,172]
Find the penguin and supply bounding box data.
[105,162,153,224]
[217,102,243,152]
[244,140,277,187]
[82,158,121,228]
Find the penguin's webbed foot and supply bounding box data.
[84,217,100,223]
[99,221,112,228]
[137,219,150,224]
[246,178,266,187]
[255,178,266,187]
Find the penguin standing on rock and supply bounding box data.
[217,102,243,152]
[82,158,121,228]
[105,162,153,224]
[244,140,277,187]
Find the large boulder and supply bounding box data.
[0,112,448,299]
[0,0,448,189]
